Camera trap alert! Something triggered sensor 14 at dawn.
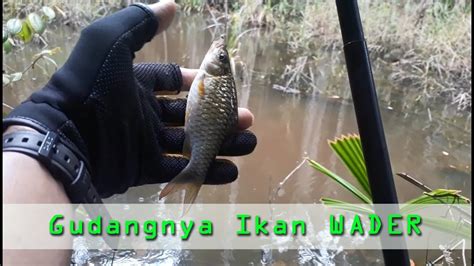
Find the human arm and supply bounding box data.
[2,0,256,264]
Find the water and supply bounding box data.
[3,14,471,265]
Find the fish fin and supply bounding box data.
[159,165,204,213]
[182,132,192,158]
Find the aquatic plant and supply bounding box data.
[3,5,61,114]
[307,134,471,239]
[3,6,55,50]
[2,0,127,29]
[2,1,124,115]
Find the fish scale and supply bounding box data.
[159,37,238,211]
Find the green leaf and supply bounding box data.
[3,29,8,43]
[329,134,371,197]
[41,6,56,21]
[401,189,471,213]
[321,198,374,215]
[307,158,372,204]
[17,21,34,43]
[6,19,22,35]
[27,13,46,35]
[423,217,471,239]
[3,38,13,54]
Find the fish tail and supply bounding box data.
[159,164,204,210]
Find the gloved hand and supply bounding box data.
[3,2,256,199]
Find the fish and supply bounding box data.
[159,35,238,209]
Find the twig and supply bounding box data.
[111,249,116,265]
[234,28,259,43]
[396,172,471,220]
[22,54,47,75]
[205,3,220,38]
[3,102,14,111]
[396,172,433,192]
[270,158,308,204]
[36,34,49,49]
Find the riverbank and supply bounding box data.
[3,0,471,115]
[181,0,471,116]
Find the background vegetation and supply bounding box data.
[3,0,471,114]
[3,1,471,264]
[184,0,471,112]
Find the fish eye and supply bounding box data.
[218,52,226,62]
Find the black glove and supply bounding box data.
[3,4,256,199]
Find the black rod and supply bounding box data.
[334,1,410,265]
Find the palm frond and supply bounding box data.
[321,198,374,215]
[328,134,371,197]
[401,189,471,213]
[307,158,372,204]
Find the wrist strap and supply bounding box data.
[3,130,120,248]
[3,130,101,204]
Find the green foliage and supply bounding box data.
[41,6,56,21]
[3,38,13,53]
[406,189,470,205]
[3,6,55,52]
[3,6,59,115]
[328,134,371,197]
[308,134,471,238]
[6,18,22,35]
[3,29,8,42]
[308,158,372,204]
[182,0,471,114]
[320,198,374,215]
[17,21,34,43]
[26,13,46,35]
[401,189,470,213]
[3,47,60,88]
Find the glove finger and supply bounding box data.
[79,5,157,62]
[156,98,186,125]
[134,63,183,92]
[160,127,257,156]
[138,156,238,185]
[46,5,158,103]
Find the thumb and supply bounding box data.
[147,0,178,35]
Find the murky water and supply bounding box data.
[3,14,471,265]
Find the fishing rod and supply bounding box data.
[334,1,410,266]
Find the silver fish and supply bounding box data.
[159,36,238,208]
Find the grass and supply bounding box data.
[283,1,470,112]
[180,0,471,115]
